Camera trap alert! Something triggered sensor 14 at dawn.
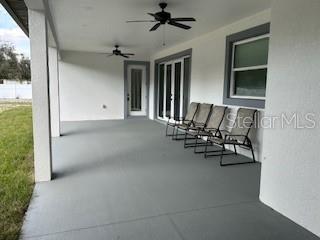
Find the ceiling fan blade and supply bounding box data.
[168,21,191,30]
[120,54,129,58]
[150,23,161,31]
[122,53,135,56]
[126,20,156,23]
[148,13,157,18]
[170,17,196,22]
[148,12,162,21]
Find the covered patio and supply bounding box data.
[2,0,320,238]
[21,120,317,239]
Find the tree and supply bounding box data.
[18,56,31,81]
[0,42,31,81]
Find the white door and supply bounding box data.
[128,65,147,116]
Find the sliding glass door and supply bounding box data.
[158,56,190,121]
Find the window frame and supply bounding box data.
[223,23,270,109]
[230,34,269,100]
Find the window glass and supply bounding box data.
[234,38,269,68]
[165,65,172,117]
[183,58,190,116]
[234,69,267,97]
[130,69,142,111]
[174,62,181,120]
[158,64,165,117]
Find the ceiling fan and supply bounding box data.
[126,2,196,31]
[105,45,135,58]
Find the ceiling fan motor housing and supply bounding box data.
[156,11,171,24]
[112,45,119,55]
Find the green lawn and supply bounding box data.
[0,106,34,240]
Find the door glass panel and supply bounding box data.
[158,64,165,117]
[165,65,172,118]
[174,62,181,120]
[183,57,190,117]
[131,69,142,111]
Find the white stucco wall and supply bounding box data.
[48,47,60,137]
[149,10,271,161]
[59,51,125,121]
[260,0,320,237]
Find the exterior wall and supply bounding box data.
[0,81,32,99]
[260,0,320,237]
[149,10,271,161]
[59,51,125,121]
[48,47,60,137]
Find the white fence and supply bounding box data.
[0,84,32,99]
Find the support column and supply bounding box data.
[29,9,52,182]
[48,47,61,137]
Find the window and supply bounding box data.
[224,23,270,108]
[231,35,269,99]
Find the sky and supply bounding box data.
[0,4,30,58]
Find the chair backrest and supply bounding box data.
[184,102,199,121]
[193,103,213,125]
[230,108,257,139]
[206,106,227,129]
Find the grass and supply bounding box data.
[0,101,31,114]
[0,105,34,240]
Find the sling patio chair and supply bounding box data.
[173,103,213,141]
[183,105,227,150]
[166,102,199,137]
[204,108,257,166]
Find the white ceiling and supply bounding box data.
[48,0,271,57]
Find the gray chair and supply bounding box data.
[183,105,227,150]
[204,108,257,166]
[166,102,199,137]
[174,103,213,141]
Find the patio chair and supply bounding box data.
[173,103,213,141]
[166,102,199,137]
[204,108,257,166]
[183,105,227,150]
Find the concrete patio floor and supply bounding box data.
[21,119,319,240]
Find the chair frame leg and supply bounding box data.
[172,127,186,141]
[203,141,256,167]
[220,142,256,167]
[184,132,205,148]
[204,142,228,158]
[165,123,170,136]
[166,120,176,137]
[194,136,212,154]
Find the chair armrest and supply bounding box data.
[225,134,246,138]
[224,134,248,141]
[205,128,222,137]
[220,130,231,134]
[193,122,206,127]
[188,125,204,131]
[205,128,219,131]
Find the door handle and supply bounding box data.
[127,94,130,101]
